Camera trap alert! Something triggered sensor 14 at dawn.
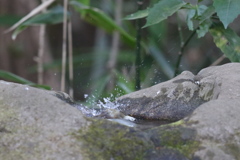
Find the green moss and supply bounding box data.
[0,101,18,132]
[150,125,200,159]
[73,119,153,160]
[72,118,201,159]
[167,120,185,127]
[0,102,42,159]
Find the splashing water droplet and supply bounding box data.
[84,94,88,99]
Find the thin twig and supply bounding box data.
[37,24,45,84]
[135,0,143,90]
[210,55,226,66]
[177,12,184,53]
[174,28,197,77]
[37,0,47,85]
[107,0,122,90]
[68,20,74,97]
[61,0,68,92]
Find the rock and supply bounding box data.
[0,81,87,160]
[115,64,221,121]
[1,63,240,160]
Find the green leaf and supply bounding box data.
[115,71,134,94]
[186,4,215,34]
[0,70,51,90]
[5,0,55,33]
[12,25,28,40]
[74,0,90,17]
[209,24,240,62]
[213,0,240,29]
[143,0,186,28]
[187,5,209,31]
[0,70,34,84]
[76,0,89,5]
[0,15,22,26]
[22,5,64,25]
[29,84,51,90]
[123,9,149,20]
[70,1,136,47]
[199,5,215,24]
[12,5,64,39]
[187,9,196,30]
[196,5,208,16]
[196,20,211,38]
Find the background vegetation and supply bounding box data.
[0,0,240,103]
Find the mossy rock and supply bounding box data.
[73,118,201,160]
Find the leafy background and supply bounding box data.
[0,0,240,103]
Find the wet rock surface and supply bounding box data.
[1,63,240,160]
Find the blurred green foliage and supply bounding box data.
[127,0,240,66]
[1,0,240,102]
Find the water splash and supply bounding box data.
[75,94,134,121]
[74,94,117,117]
[75,105,101,117]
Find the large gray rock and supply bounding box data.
[0,81,87,160]
[116,67,220,121]
[1,63,240,160]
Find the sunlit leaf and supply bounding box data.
[210,24,240,62]
[213,0,240,28]
[75,0,90,17]
[123,9,149,20]
[143,0,186,28]
[117,82,134,94]
[70,1,135,47]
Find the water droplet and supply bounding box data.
[84,94,88,98]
